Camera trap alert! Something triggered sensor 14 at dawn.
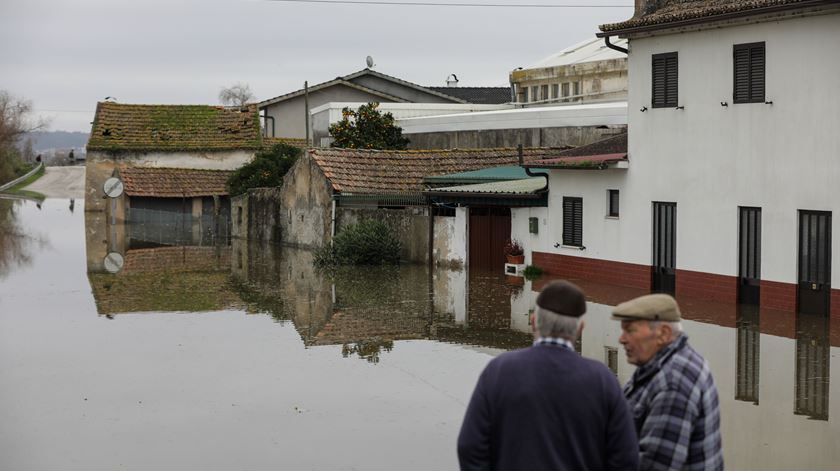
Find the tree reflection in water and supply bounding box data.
[0,199,39,278]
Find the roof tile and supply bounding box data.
[119,166,233,197]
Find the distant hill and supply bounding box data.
[25,131,90,151]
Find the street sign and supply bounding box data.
[103,252,124,273]
[103,177,124,198]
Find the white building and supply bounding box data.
[515,0,840,318]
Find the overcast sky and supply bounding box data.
[0,0,633,132]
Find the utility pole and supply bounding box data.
[304,81,310,146]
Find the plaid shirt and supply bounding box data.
[623,334,723,471]
[533,336,575,350]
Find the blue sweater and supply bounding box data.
[458,344,639,471]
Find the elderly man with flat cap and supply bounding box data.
[458,280,638,471]
[613,294,723,470]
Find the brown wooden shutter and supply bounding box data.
[563,197,583,246]
[652,52,678,108]
[734,42,765,103]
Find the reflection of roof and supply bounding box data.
[87,102,262,152]
[524,37,628,69]
[309,147,565,195]
[427,178,545,195]
[119,166,233,197]
[88,246,241,315]
[525,133,628,169]
[428,87,511,104]
[599,0,829,35]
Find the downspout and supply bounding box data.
[603,35,628,54]
[518,144,549,192]
[330,195,337,247]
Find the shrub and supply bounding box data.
[328,103,409,150]
[523,265,544,280]
[314,219,402,266]
[227,142,301,196]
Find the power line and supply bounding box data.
[261,0,631,8]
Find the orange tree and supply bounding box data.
[328,102,409,150]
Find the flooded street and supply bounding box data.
[1,198,838,470]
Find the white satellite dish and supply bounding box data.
[366,56,375,69]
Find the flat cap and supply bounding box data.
[611,294,681,322]
[536,280,586,318]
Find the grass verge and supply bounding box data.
[2,166,46,201]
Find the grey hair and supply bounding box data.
[535,306,582,340]
[649,320,683,337]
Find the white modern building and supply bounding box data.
[514,0,840,318]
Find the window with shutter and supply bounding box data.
[563,197,583,247]
[652,52,678,108]
[734,42,765,104]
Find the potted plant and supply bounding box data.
[504,239,525,265]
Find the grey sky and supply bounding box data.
[0,0,633,132]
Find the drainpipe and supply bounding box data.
[330,195,337,246]
[603,35,628,54]
[519,144,549,192]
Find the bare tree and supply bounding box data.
[218,82,255,107]
[1,90,47,184]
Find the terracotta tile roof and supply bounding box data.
[119,166,233,197]
[263,137,308,148]
[309,147,569,195]
[600,0,835,34]
[87,102,262,152]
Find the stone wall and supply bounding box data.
[336,206,431,264]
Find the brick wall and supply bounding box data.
[532,251,652,290]
[675,269,738,304]
[760,280,797,312]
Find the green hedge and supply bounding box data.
[315,219,402,266]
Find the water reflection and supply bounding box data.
[80,213,839,468]
[0,198,46,278]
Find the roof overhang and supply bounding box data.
[258,77,410,108]
[524,153,629,170]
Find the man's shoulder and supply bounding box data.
[656,340,714,394]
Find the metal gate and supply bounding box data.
[738,207,762,305]
[652,202,676,294]
[798,211,831,316]
[469,207,511,272]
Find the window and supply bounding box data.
[608,189,619,217]
[734,42,765,103]
[519,87,528,103]
[531,86,539,102]
[605,347,619,376]
[573,81,581,100]
[562,197,583,247]
[540,85,549,101]
[652,52,678,108]
[551,84,559,100]
[561,82,570,101]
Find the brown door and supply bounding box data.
[469,207,511,272]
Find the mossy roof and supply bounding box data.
[87,102,262,152]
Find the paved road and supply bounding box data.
[23,166,86,199]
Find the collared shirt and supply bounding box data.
[534,336,575,351]
[624,334,723,471]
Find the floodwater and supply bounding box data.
[1,198,837,470]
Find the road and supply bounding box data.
[23,166,86,199]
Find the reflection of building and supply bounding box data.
[736,305,760,405]
[794,312,830,420]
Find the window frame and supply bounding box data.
[607,189,620,218]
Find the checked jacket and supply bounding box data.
[623,334,724,471]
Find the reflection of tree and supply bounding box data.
[341,339,394,364]
[0,199,34,278]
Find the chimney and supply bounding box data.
[446,74,459,88]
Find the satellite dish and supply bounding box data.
[366,56,375,69]
[103,177,124,198]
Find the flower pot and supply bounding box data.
[505,275,525,286]
[506,254,525,265]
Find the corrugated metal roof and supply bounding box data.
[428,178,545,195]
[524,37,628,70]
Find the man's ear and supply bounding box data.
[657,323,673,344]
[577,319,586,338]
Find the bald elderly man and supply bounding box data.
[613,294,723,471]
